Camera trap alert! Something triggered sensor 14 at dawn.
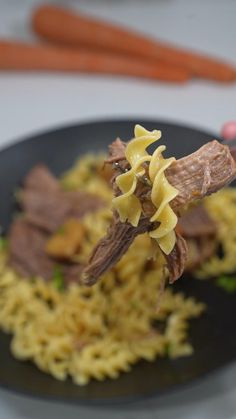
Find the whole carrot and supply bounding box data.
[32,5,236,83]
[0,40,189,82]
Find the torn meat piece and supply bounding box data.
[165,233,188,282]
[83,212,188,286]
[83,139,236,285]
[107,139,236,214]
[84,222,187,285]
[67,191,104,220]
[185,236,216,271]
[63,264,84,285]
[177,205,216,238]
[20,188,72,232]
[177,205,217,271]
[8,165,104,284]
[83,213,151,285]
[23,164,59,191]
[8,218,83,285]
[20,165,104,232]
[166,140,236,211]
[107,138,127,163]
[8,218,54,280]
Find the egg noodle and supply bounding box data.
[113,125,178,255]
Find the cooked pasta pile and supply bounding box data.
[0,153,206,386]
[113,125,178,255]
[197,188,236,278]
[0,232,204,385]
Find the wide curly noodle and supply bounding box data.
[113,125,178,254]
[0,154,205,386]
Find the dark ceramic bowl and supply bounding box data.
[0,119,235,405]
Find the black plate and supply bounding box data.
[0,119,236,405]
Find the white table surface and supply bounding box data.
[0,0,236,418]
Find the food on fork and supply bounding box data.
[83,125,236,285]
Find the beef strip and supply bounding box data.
[165,233,188,280]
[185,236,216,271]
[107,138,127,162]
[8,218,84,285]
[8,218,54,280]
[178,205,217,270]
[20,165,104,232]
[82,139,236,285]
[83,213,151,285]
[63,264,84,285]
[166,140,236,211]
[177,205,216,238]
[107,139,236,215]
[23,164,59,191]
[7,165,104,285]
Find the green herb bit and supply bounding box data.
[0,237,7,251]
[56,226,65,235]
[164,342,171,356]
[51,266,64,292]
[216,276,236,293]
[130,300,139,310]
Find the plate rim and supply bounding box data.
[0,358,235,407]
[0,117,218,155]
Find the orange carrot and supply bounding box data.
[0,40,189,82]
[32,4,236,82]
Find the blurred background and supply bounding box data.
[0,0,236,147]
[0,1,236,419]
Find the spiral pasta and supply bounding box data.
[0,154,206,386]
[196,188,236,278]
[113,125,178,254]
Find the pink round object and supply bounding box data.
[221,121,236,140]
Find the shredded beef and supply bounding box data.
[107,138,127,163]
[8,218,83,285]
[83,139,236,285]
[8,218,54,280]
[19,165,104,232]
[185,236,216,271]
[63,264,84,285]
[83,213,151,285]
[178,205,216,238]
[23,164,59,191]
[165,233,188,283]
[166,140,236,211]
[177,205,217,271]
[7,165,103,284]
